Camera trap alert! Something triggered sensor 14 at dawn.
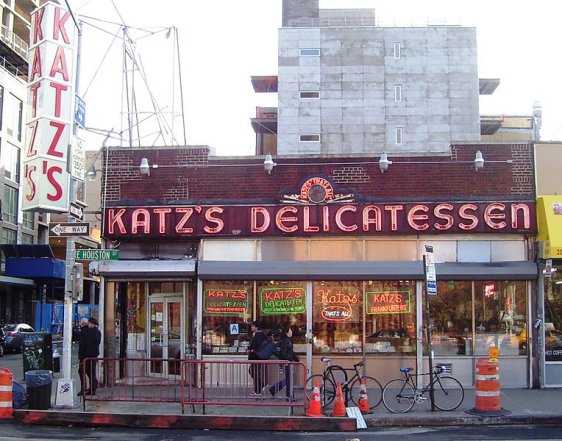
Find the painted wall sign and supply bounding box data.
[315,289,359,322]
[23,2,77,212]
[365,291,411,314]
[104,201,535,239]
[260,287,306,315]
[203,288,248,315]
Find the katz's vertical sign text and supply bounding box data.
[23,2,77,212]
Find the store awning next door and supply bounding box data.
[537,196,562,259]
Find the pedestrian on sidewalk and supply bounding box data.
[77,317,101,396]
[248,320,267,395]
[268,325,299,401]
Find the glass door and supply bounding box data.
[148,296,184,377]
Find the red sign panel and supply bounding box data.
[104,201,535,239]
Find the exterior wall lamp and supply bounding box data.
[474,150,485,171]
[85,165,98,181]
[264,154,277,174]
[378,152,392,173]
[139,157,151,176]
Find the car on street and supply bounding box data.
[3,323,34,353]
[0,327,5,357]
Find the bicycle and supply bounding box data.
[305,356,383,410]
[382,365,464,413]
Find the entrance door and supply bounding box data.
[148,296,184,377]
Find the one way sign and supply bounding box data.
[49,222,90,237]
[69,202,84,220]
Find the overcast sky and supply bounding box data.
[71,0,562,155]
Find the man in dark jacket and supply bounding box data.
[77,318,89,396]
[248,320,268,395]
[78,317,101,395]
[268,325,299,400]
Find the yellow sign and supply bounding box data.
[488,346,500,361]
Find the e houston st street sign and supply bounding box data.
[76,249,119,260]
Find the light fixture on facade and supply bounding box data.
[139,157,151,176]
[86,164,98,181]
[378,153,392,173]
[264,154,277,174]
[474,151,485,171]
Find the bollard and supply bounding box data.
[0,368,13,420]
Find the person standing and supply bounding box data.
[248,320,267,395]
[78,317,101,395]
[77,317,90,396]
[269,325,299,401]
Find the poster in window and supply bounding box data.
[365,290,411,315]
[313,282,361,323]
[204,288,249,315]
[259,287,306,315]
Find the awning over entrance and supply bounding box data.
[0,244,65,279]
[96,259,196,277]
[198,260,537,281]
[537,195,562,259]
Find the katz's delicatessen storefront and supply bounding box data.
[96,176,538,388]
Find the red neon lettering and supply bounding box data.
[32,8,44,44]
[251,207,270,233]
[203,207,224,234]
[511,204,531,229]
[484,203,506,230]
[276,206,298,233]
[49,46,69,81]
[47,121,66,158]
[335,205,357,232]
[25,120,39,158]
[322,206,330,232]
[107,209,126,235]
[24,164,37,201]
[44,161,64,201]
[153,208,171,234]
[458,204,478,230]
[175,208,194,233]
[131,209,150,234]
[363,205,382,232]
[53,8,71,44]
[434,203,454,230]
[407,205,429,231]
[303,206,319,232]
[29,47,43,83]
[50,82,68,117]
[385,205,404,231]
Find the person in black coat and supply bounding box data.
[78,317,101,396]
[268,325,299,400]
[248,320,268,395]
[77,318,90,396]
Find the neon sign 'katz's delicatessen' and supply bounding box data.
[104,201,534,238]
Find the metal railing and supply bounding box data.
[0,24,28,60]
[82,358,307,414]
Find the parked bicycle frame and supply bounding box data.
[305,356,383,410]
[382,365,464,413]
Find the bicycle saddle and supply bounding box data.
[400,367,414,373]
[321,356,332,363]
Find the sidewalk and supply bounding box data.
[7,353,562,432]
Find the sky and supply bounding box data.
[70,0,562,156]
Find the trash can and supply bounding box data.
[25,370,52,410]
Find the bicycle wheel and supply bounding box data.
[349,376,383,409]
[305,374,337,407]
[382,379,415,413]
[432,375,464,411]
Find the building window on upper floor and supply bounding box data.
[21,233,34,244]
[6,93,23,141]
[300,134,320,142]
[395,127,403,145]
[300,91,320,99]
[393,42,401,59]
[3,184,18,225]
[2,227,16,245]
[23,211,34,230]
[394,85,402,102]
[0,141,20,183]
[300,48,320,56]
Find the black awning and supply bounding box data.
[0,244,54,258]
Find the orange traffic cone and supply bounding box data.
[358,378,372,414]
[306,380,324,417]
[332,382,346,417]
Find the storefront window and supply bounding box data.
[255,280,307,353]
[544,266,562,361]
[202,280,253,355]
[312,281,363,354]
[126,282,147,351]
[365,281,416,355]
[474,281,526,356]
[429,281,472,356]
